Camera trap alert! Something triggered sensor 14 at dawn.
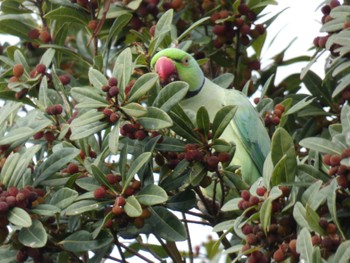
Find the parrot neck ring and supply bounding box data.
[185,77,205,98]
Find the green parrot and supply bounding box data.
[151,48,270,184]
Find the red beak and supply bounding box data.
[155,56,176,82]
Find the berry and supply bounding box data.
[28,28,40,39]
[140,208,151,219]
[87,20,98,30]
[241,190,250,201]
[59,75,71,85]
[111,205,124,215]
[35,64,46,74]
[218,152,230,163]
[13,64,24,78]
[44,131,55,143]
[108,86,119,97]
[94,187,106,199]
[240,24,251,35]
[67,163,79,174]
[135,130,147,140]
[124,186,134,196]
[108,77,118,87]
[131,180,141,190]
[256,187,266,196]
[16,249,28,263]
[213,24,226,35]
[109,112,120,123]
[115,196,126,207]
[6,196,16,207]
[246,233,257,245]
[273,248,284,262]
[319,217,328,228]
[106,174,119,185]
[0,201,8,212]
[330,155,341,166]
[206,155,219,170]
[39,30,51,43]
[289,239,297,254]
[8,186,19,197]
[326,223,337,234]
[312,235,320,245]
[249,195,259,206]
[238,4,250,15]
[242,224,253,235]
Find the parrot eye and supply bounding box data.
[182,56,190,66]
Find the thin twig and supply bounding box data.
[118,240,155,263]
[105,255,127,263]
[182,212,194,263]
[114,238,127,263]
[181,219,212,226]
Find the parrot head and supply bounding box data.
[151,48,205,95]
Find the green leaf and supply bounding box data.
[327,179,345,239]
[127,73,158,102]
[166,190,196,212]
[124,195,142,217]
[149,9,173,56]
[293,202,310,230]
[212,105,237,139]
[91,165,117,194]
[108,122,120,154]
[18,220,47,248]
[39,48,56,68]
[123,152,152,192]
[177,16,210,42]
[59,230,113,253]
[152,81,189,112]
[113,48,133,99]
[305,205,326,235]
[285,97,314,115]
[65,200,107,216]
[8,207,32,227]
[136,184,168,206]
[120,103,147,118]
[196,107,210,139]
[341,103,350,132]
[44,6,90,25]
[296,228,314,263]
[104,13,132,53]
[88,68,108,90]
[70,110,108,140]
[299,137,344,155]
[71,87,108,109]
[137,107,173,130]
[49,188,79,209]
[150,206,187,241]
[34,147,80,186]
[0,14,36,40]
[332,240,350,263]
[31,204,61,217]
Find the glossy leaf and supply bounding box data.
[136,184,168,206]
[150,206,187,241]
[212,105,237,139]
[124,196,142,217]
[299,137,344,155]
[127,73,158,102]
[152,81,189,112]
[196,107,210,139]
[44,7,90,25]
[8,207,32,228]
[296,228,313,263]
[18,220,47,248]
[137,107,173,130]
[49,188,79,210]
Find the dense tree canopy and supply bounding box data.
[1,0,350,262]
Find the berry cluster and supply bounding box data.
[94,175,151,229]
[15,247,44,263]
[120,123,149,140]
[317,217,342,254]
[263,103,285,127]
[313,0,341,51]
[45,104,63,116]
[210,3,265,49]
[238,187,298,262]
[322,148,350,188]
[27,28,52,43]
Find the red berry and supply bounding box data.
[28,28,40,39]
[273,248,284,262]
[87,20,98,30]
[0,202,9,212]
[249,195,259,206]
[67,163,79,174]
[218,152,230,163]
[124,186,134,196]
[115,196,126,207]
[108,77,118,87]
[44,131,55,143]
[135,130,147,140]
[206,155,219,169]
[240,24,251,35]
[241,190,250,201]
[108,86,119,97]
[242,223,253,235]
[94,187,106,199]
[35,63,46,74]
[246,233,257,245]
[5,196,16,207]
[39,30,51,43]
[323,154,332,165]
[13,64,24,78]
[109,112,120,123]
[131,180,141,190]
[59,75,71,85]
[112,205,124,215]
[213,24,226,35]
[330,155,341,166]
[8,186,19,197]
[106,174,119,185]
[326,223,337,234]
[256,187,266,196]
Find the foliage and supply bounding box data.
[0,0,350,262]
